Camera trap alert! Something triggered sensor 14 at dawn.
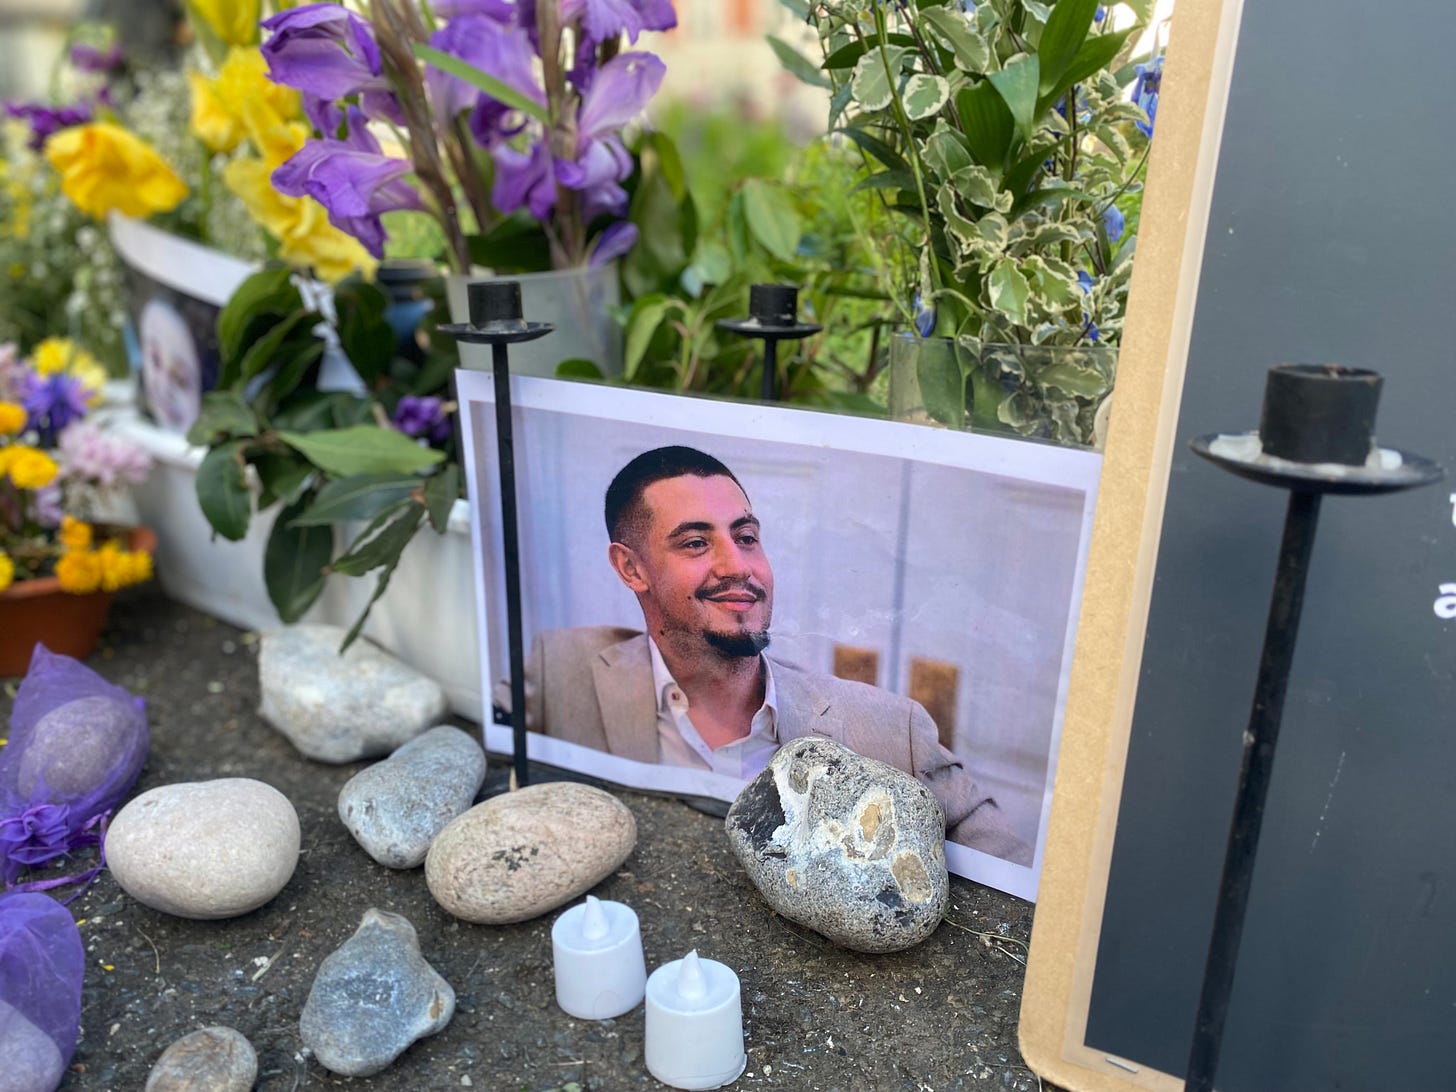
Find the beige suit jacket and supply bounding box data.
[510,626,1032,865]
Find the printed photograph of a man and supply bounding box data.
[459,374,1101,899]
[510,446,1033,865]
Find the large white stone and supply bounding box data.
[338,726,487,869]
[724,737,950,953]
[107,779,300,919]
[300,909,454,1077]
[425,783,636,924]
[258,625,447,763]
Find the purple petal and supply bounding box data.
[589,221,639,268]
[433,0,514,18]
[630,0,677,33]
[491,140,556,221]
[426,15,543,131]
[260,2,389,101]
[576,51,664,141]
[303,93,344,136]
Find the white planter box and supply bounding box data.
[112,411,484,720]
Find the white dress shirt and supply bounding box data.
[647,638,780,781]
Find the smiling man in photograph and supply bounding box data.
[507,445,1032,865]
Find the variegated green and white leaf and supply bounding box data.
[922,125,973,182]
[1021,0,1052,27]
[986,259,1031,327]
[1023,256,1082,314]
[904,74,950,120]
[976,212,1010,250]
[917,7,992,73]
[851,46,908,111]
[937,184,984,258]
[950,163,1002,210]
[1038,356,1115,398]
[1013,220,1085,255]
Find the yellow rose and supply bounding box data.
[188,71,242,154]
[223,158,376,283]
[59,516,94,550]
[6,446,59,490]
[0,402,24,437]
[44,123,188,220]
[0,551,13,594]
[55,550,102,594]
[191,0,262,48]
[190,49,300,156]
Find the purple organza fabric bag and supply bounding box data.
[0,891,84,1092]
[1,646,148,895]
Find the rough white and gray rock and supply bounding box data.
[724,736,950,953]
[107,779,300,919]
[338,726,486,868]
[258,625,447,763]
[17,695,145,799]
[144,1026,257,1092]
[0,1001,64,1092]
[425,782,636,924]
[299,908,454,1077]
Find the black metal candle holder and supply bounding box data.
[717,283,821,402]
[440,281,554,790]
[1182,363,1442,1092]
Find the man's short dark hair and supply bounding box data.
[605,446,746,546]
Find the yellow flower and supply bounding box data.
[59,516,93,550]
[0,402,24,437]
[5,446,59,490]
[224,158,376,283]
[44,123,188,220]
[30,337,106,404]
[0,552,12,594]
[55,550,102,594]
[190,48,299,155]
[191,0,262,48]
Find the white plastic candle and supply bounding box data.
[643,950,747,1090]
[550,895,646,1020]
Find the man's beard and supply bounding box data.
[703,628,770,658]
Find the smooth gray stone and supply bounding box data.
[144,1026,257,1092]
[338,726,487,869]
[300,908,455,1077]
[0,1001,64,1092]
[17,695,145,799]
[724,736,950,953]
[258,625,447,764]
[107,779,300,919]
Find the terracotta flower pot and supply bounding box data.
[0,527,158,676]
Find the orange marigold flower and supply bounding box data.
[0,402,25,437]
[59,516,93,550]
[6,446,59,490]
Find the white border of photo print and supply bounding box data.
[457,372,1101,901]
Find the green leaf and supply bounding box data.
[850,45,908,112]
[238,309,316,382]
[331,504,424,577]
[290,472,424,526]
[264,493,334,623]
[195,440,252,542]
[950,164,1003,210]
[851,169,916,194]
[1040,28,1134,113]
[923,126,973,182]
[625,294,673,378]
[253,452,314,509]
[258,341,326,406]
[740,179,801,262]
[777,0,809,18]
[1037,357,1114,398]
[1036,0,1098,94]
[423,464,461,534]
[278,426,446,477]
[918,7,992,72]
[915,340,968,429]
[903,74,950,120]
[989,55,1041,143]
[272,391,366,432]
[622,132,697,296]
[955,81,1015,171]
[821,35,917,71]
[333,281,396,385]
[467,210,553,274]
[554,359,602,379]
[217,266,296,362]
[987,259,1032,327]
[767,34,829,88]
[413,42,549,124]
[186,391,258,447]
[836,127,911,174]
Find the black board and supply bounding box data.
[1021,0,1456,1087]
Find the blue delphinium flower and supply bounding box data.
[1133,56,1164,138]
[1077,271,1094,294]
[913,292,937,338]
[1102,204,1125,242]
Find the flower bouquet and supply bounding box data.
[0,339,153,673]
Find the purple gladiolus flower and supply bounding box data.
[4,100,93,151]
[426,14,542,139]
[550,51,663,219]
[433,0,514,18]
[273,107,423,258]
[392,395,453,445]
[260,4,395,107]
[492,139,557,221]
[562,0,678,43]
[69,41,124,73]
[1133,56,1163,138]
[589,221,639,268]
